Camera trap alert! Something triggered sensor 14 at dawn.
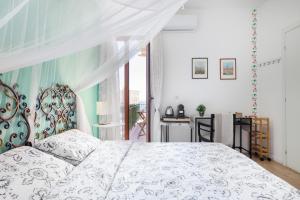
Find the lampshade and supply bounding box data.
[96,101,108,115]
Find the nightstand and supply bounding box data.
[93,122,125,140]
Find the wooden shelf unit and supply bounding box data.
[251,117,271,161]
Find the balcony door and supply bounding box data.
[124,44,151,142]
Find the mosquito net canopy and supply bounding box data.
[0,0,187,135]
[0,0,187,75]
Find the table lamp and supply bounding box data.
[96,101,110,125]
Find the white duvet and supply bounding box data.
[0,146,74,200]
[48,142,299,200]
[1,142,299,200]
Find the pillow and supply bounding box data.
[0,146,74,200]
[34,129,99,165]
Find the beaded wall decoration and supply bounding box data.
[251,9,258,116]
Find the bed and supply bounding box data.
[41,142,300,200]
[1,139,299,200]
[0,82,299,200]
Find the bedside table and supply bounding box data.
[93,122,125,140]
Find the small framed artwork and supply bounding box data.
[192,58,208,79]
[220,58,236,80]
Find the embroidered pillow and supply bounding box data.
[0,146,74,200]
[34,129,99,165]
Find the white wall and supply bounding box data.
[161,8,252,142]
[257,0,300,164]
[160,0,300,164]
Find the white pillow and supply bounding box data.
[0,146,74,200]
[34,129,99,165]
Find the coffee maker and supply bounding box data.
[177,104,185,118]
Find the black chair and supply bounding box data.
[197,114,215,142]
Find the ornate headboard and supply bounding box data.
[0,80,31,153]
[34,84,77,139]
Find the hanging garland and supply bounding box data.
[251,9,257,116]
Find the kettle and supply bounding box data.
[165,106,174,117]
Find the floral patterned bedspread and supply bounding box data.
[45,141,133,200]
[48,142,299,200]
[0,146,74,200]
[106,143,300,200]
[1,142,300,200]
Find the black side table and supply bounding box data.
[232,114,253,158]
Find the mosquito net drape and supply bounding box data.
[0,46,100,141]
[0,0,187,73]
[0,0,30,29]
[0,0,187,136]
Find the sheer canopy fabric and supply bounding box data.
[150,33,164,142]
[75,0,187,92]
[0,47,100,138]
[0,0,188,136]
[98,42,122,140]
[99,73,122,140]
[0,0,187,74]
[0,0,30,29]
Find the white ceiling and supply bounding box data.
[184,0,268,9]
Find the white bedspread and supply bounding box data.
[0,146,74,200]
[107,143,299,199]
[47,142,300,200]
[45,141,132,200]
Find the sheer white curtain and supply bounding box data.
[150,33,164,142]
[0,0,188,135]
[74,0,187,92]
[0,0,188,73]
[0,0,103,71]
[97,42,122,140]
[76,95,93,134]
[0,0,30,29]
[99,73,122,140]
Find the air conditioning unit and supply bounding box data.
[163,14,198,32]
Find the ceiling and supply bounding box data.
[184,0,268,9]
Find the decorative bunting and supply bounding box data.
[251,9,257,116]
[258,58,281,67]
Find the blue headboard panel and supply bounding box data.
[0,80,31,153]
[34,84,77,139]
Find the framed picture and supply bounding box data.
[192,58,208,79]
[220,58,236,80]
